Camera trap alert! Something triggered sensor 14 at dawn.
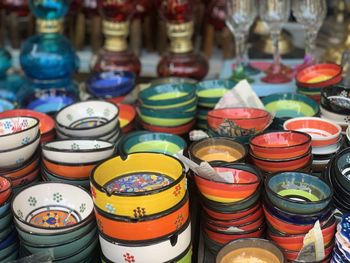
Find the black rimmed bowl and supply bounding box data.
[321,84,350,115]
[333,147,350,192]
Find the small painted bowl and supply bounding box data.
[189,137,247,164]
[207,108,272,137]
[320,106,350,124]
[117,104,136,133]
[119,131,187,157]
[196,79,236,108]
[296,63,343,88]
[250,131,312,160]
[11,182,94,234]
[216,238,285,263]
[321,84,350,115]
[194,164,261,203]
[0,177,11,206]
[0,116,39,150]
[55,100,119,138]
[138,83,196,109]
[0,151,40,178]
[91,152,186,218]
[265,172,332,214]
[284,117,341,147]
[42,139,115,164]
[140,119,195,135]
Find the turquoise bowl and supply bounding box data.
[119,131,187,156]
[0,209,13,231]
[142,96,197,111]
[0,240,17,259]
[139,83,196,108]
[21,225,97,259]
[0,245,18,261]
[42,167,90,190]
[0,225,14,241]
[196,79,236,108]
[197,107,210,121]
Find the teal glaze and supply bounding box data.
[0,246,18,262]
[0,210,13,231]
[42,169,90,190]
[139,105,197,119]
[196,79,236,107]
[0,241,17,259]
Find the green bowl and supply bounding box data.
[139,83,196,108]
[196,79,236,108]
[141,96,198,111]
[197,107,210,120]
[119,131,187,156]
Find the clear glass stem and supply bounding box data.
[271,31,281,73]
[235,33,246,70]
[305,28,317,61]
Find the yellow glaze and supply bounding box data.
[202,193,243,203]
[149,91,188,100]
[91,153,186,217]
[139,114,194,127]
[307,75,331,84]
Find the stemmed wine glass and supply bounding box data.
[225,0,259,82]
[259,0,293,83]
[292,0,327,72]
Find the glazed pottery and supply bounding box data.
[320,106,350,125]
[334,148,350,191]
[117,104,136,133]
[0,177,11,205]
[42,166,90,189]
[140,119,195,135]
[12,182,94,234]
[91,153,186,217]
[321,85,350,115]
[0,210,13,231]
[9,166,40,187]
[0,151,40,178]
[205,216,264,233]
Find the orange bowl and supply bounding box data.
[9,167,40,187]
[117,104,136,134]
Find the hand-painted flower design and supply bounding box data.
[345,116,350,123]
[28,196,37,206]
[173,185,181,197]
[4,121,12,130]
[79,203,86,213]
[53,193,63,203]
[71,143,80,150]
[66,114,73,121]
[123,253,135,263]
[17,209,24,219]
[97,218,103,232]
[86,107,94,116]
[105,203,116,214]
[174,214,184,229]
[103,108,111,117]
[94,144,101,149]
[22,136,31,145]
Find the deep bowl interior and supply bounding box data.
[139,83,195,102]
[250,131,310,149]
[0,117,38,137]
[296,64,342,84]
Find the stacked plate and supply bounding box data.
[195,80,235,129]
[194,163,263,255]
[138,83,197,135]
[284,117,342,173]
[55,100,122,144]
[0,116,41,194]
[90,153,191,263]
[264,172,335,262]
[332,214,350,262]
[249,131,313,175]
[42,139,116,189]
[12,183,98,262]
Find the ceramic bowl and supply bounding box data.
[284,117,341,147]
[42,166,90,189]
[207,108,272,137]
[296,63,343,88]
[117,104,136,133]
[91,152,186,217]
[0,116,39,150]
[334,148,350,191]
[0,230,17,254]
[207,128,252,144]
[55,100,119,138]
[119,131,186,157]
[312,136,343,155]
[216,238,285,263]
[42,139,115,164]
[12,182,94,234]
[95,193,189,241]
[138,83,196,109]
[320,106,350,126]
[250,131,312,159]
[0,239,17,261]
[265,172,332,214]
[0,133,40,169]
[321,84,350,115]
[0,177,11,206]
[9,166,40,187]
[194,164,261,203]
[205,216,264,233]
[140,119,195,135]
[0,209,13,232]
[99,219,191,263]
[196,79,235,108]
[189,137,247,164]
[0,151,40,178]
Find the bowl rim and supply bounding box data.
[91,152,186,197]
[7,164,40,183]
[249,130,312,150]
[203,200,261,216]
[204,204,261,223]
[333,147,350,186]
[250,148,312,163]
[150,77,198,86]
[265,171,333,205]
[295,63,343,85]
[205,212,264,230]
[0,176,12,195]
[196,79,236,96]
[42,155,106,167]
[0,150,40,175]
[11,182,95,231]
[0,116,39,139]
[207,107,271,121]
[41,165,90,182]
[0,132,40,154]
[42,138,115,153]
[55,100,119,131]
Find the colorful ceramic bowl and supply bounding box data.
[119,131,186,157]
[140,119,195,135]
[0,177,11,206]
[117,104,136,133]
[284,117,341,147]
[0,151,39,178]
[12,182,94,234]
[194,164,261,203]
[189,137,247,164]
[9,166,40,187]
[216,238,285,263]
[250,131,312,160]
[296,63,343,88]
[205,216,264,233]
[265,172,332,214]
[91,153,186,218]
[55,100,119,138]
[334,148,350,191]
[99,219,191,263]
[320,106,350,124]
[321,84,350,115]
[207,108,272,137]
[196,79,235,108]
[42,139,115,164]
[0,116,39,150]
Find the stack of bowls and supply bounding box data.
[12,182,98,262]
[86,71,135,104]
[193,162,263,255]
[284,117,343,173]
[207,108,273,144]
[264,172,335,262]
[332,214,350,262]
[0,176,18,261]
[195,80,235,129]
[42,139,116,189]
[55,100,122,144]
[91,153,192,262]
[295,63,343,103]
[262,93,319,129]
[0,109,56,142]
[138,83,197,135]
[249,131,313,175]
[0,116,41,194]
[216,238,285,263]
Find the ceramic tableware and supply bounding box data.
[140,119,195,135]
